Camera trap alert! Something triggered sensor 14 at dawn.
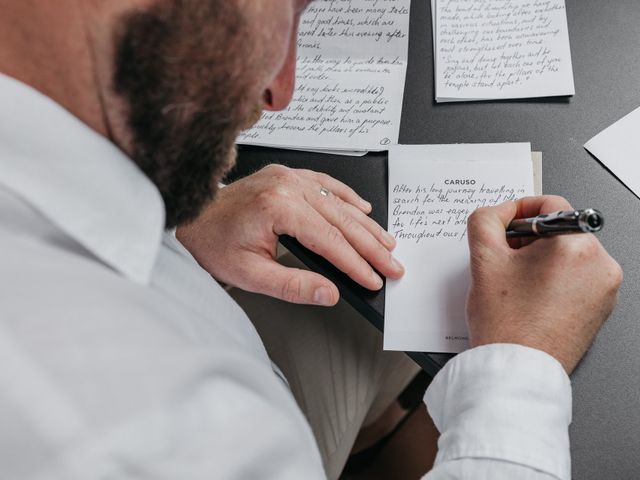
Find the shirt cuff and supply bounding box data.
[425,344,572,480]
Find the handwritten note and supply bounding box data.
[432,0,575,102]
[237,0,411,153]
[384,143,534,353]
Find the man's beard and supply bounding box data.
[113,0,263,229]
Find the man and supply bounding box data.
[0,1,622,479]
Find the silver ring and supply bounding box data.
[320,187,330,197]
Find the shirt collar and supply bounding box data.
[0,73,165,284]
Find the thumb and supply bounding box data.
[467,201,518,252]
[237,255,340,307]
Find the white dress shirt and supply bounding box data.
[0,72,572,479]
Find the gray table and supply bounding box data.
[230,1,640,477]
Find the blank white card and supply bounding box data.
[585,106,640,200]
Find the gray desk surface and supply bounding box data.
[230,0,640,477]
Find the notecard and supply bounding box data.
[584,106,640,199]
[384,143,534,353]
[237,0,411,154]
[432,0,575,102]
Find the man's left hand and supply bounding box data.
[176,165,404,306]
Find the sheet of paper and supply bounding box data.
[384,143,534,353]
[252,145,368,157]
[237,0,411,153]
[432,0,575,102]
[584,107,640,199]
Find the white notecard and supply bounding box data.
[385,143,534,353]
[237,0,411,153]
[432,0,575,102]
[584,106,640,199]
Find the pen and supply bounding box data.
[506,208,604,238]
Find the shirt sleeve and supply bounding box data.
[423,344,572,480]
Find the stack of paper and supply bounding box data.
[237,0,411,155]
[384,143,536,353]
[431,0,575,102]
[585,106,640,198]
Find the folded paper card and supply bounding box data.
[385,143,535,353]
[584,106,640,199]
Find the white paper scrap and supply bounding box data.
[584,107,640,199]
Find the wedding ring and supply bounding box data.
[320,187,330,197]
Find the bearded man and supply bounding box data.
[0,1,622,479]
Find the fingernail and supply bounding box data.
[372,272,384,289]
[360,199,372,212]
[313,286,334,306]
[391,257,405,274]
[382,229,396,247]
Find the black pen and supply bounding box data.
[506,209,604,238]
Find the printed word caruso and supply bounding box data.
[444,179,476,185]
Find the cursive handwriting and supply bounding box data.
[238,0,410,151]
[435,0,573,98]
[390,181,527,243]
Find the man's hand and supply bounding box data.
[466,196,623,374]
[177,164,404,306]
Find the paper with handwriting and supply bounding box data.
[237,0,410,154]
[432,0,575,102]
[384,143,534,353]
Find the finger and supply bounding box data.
[345,202,398,251]
[237,254,340,306]
[509,196,574,249]
[302,169,373,214]
[295,170,391,249]
[467,200,518,253]
[514,195,573,218]
[313,189,397,250]
[310,192,404,279]
[278,203,386,291]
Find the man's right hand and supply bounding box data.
[465,196,623,374]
